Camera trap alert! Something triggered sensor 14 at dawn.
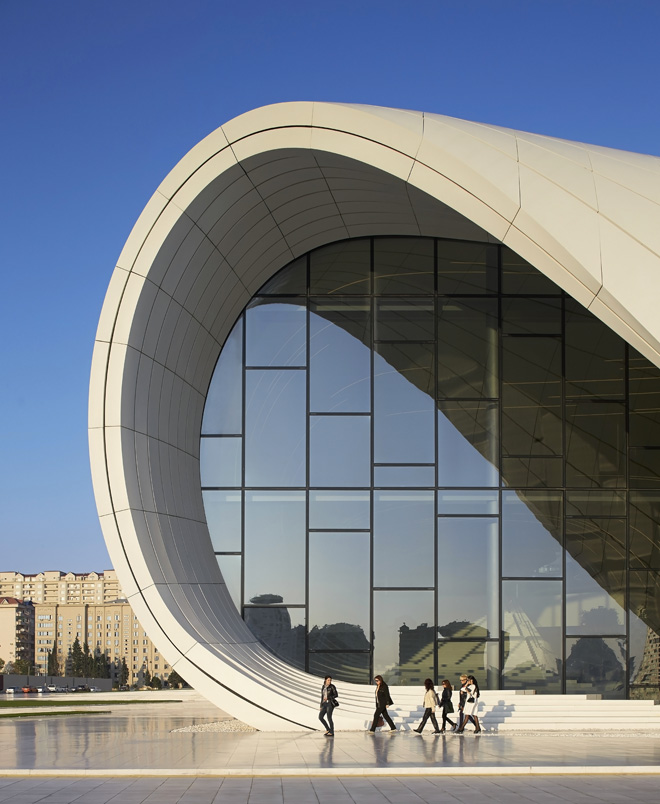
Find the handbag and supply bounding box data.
[446,700,454,713]
[377,715,384,727]
[467,696,475,704]
[332,700,339,707]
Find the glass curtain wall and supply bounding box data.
[201,236,660,699]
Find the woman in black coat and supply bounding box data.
[319,675,338,736]
[369,674,396,732]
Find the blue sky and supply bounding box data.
[1,0,659,573]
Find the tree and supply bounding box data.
[13,658,32,675]
[93,650,110,679]
[47,649,60,677]
[150,675,162,689]
[119,657,129,686]
[70,636,84,677]
[142,667,151,688]
[0,658,5,674]
[82,642,93,677]
[167,669,185,689]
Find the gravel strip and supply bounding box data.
[172,720,257,732]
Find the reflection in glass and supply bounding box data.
[308,652,371,685]
[629,349,660,446]
[502,298,561,335]
[202,318,243,434]
[375,466,435,488]
[309,491,370,530]
[438,491,498,516]
[630,492,660,569]
[309,532,370,651]
[566,490,626,517]
[200,437,242,487]
[310,300,371,412]
[502,580,562,691]
[437,299,497,398]
[373,591,434,685]
[374,492,434,587]
[437,518,498,638]
[566,402,626,488]
[502,457,562,489]
[310,416,371,487]
[375,299,434,341]
[565,637,625,697]
[310,238,371,294]
[502,491,562,578]
[216,555,241,610]
[565,518,626,635]
[438,402,498,487]
[374,345,435,463]
[258,254,307,295]
[203,490,241,552]
[245,300,306,366]
[501,247,558,294]
[244,492,305,604]
[245,370,305,486]
[374,237,434,295]
[437,641,499,690]
[244,606,305,671]
[437,241,498,295]
[629,448,660,489]
[629,570,660,698]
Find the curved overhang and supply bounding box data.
[89,102,660,729]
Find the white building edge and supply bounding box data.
[89,102,660,730]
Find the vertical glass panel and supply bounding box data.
[309,491,370,530]
[310,239,371,295]
[200,437,242,487]
[565,298,625,399]
[374,344,435,463]
[501,247,558,294]
[437,518,498,638]
[310,300,371,412]
[375,299,434,341]
[373,491,435,587]
[309,532,370,651]
[437,641,499,690]
[438,491,498,515]
[629,570,660,699]
[202,318,243,434]
[245,370,306,486]
[565,637,626,698]
[565,518,626,635]
[502,457,563,489]
[374,237,434,295]
[437,298,497,398]
[502,580,562,692]
[630,448,660,489]
[257,255,307,295]
[373,591,434,685]
[243,607,305,671]
[203,490,241,552]
[502,298,562,335]
[629,349,660,446]
[310,416,371,487]
[566,490,626,517]
[438,401,498,487]
[308,652,371,685]
[244,491,305,604]
[565,402,625,488]
[502,491,563,578]
[437,241,498,295]
[630,491,660,569]
[245,300,306,367]
[216,555,241,611]
[502,337,562,456]
[375,466,435,487]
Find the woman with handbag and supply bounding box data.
[368,674,396,732]
[438,678,456,732]
[413,678,441,734]
[456,674,481,733]
[319,675,338,736]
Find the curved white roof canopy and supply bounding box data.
[90,102,660,730]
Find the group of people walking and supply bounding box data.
[319,672,481,736]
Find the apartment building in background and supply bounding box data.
[0,597,35,669]
[0,570,122,605]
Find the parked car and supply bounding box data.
[21,686,38,693]
[37,686,49,694]
[73,685,90,693]
[88,686,101,692]
[4,687,19,694]
[46,685,58,692]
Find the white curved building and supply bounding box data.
[90,102,660,730]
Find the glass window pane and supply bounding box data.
[566,490,626,517]
[437,241,498,295]
[629,349,660,446]
[244,492,305,604]
[202,318,243,434]
[257,255,307,295]
[565,298,625,399]
[374,344,435,463]
[502,580,562,692]
[437,491,498,515]
[245,300,306,366]
[502,491,563,578]
[565,518,626,634]
[310,416,371,487]
[437,518,498,638]
[375,466,435,487]
[437,641,499,690]
[203,490,241,552]
[373,591,434,685]
[502,457,563,489]
[502,337,562,456]
[565,402,625,488]
[630,492,660,569]
[502,298,562,335]
[374,237,434,295]
[438,401,499,487]
[630,448,660,489]
[310,300,371,412]
[243,607,305,671]
[309,532,370,651]
[437,298,497,398]
[565,637,626,698]
[501,247,559,294]
[308,652,371,685]
[309,491,370,530]
[245,370,306,486]
[200,437,242,487]
[374,491,435,587]
[629,570,660,699]
[310,239,371,295]
[216,555,241,611]
[375,299,434,341]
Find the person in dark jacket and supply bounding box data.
[456,673,468,732]
[319,675,338,736]
[439,678,456,732]
[368,674,396,732]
